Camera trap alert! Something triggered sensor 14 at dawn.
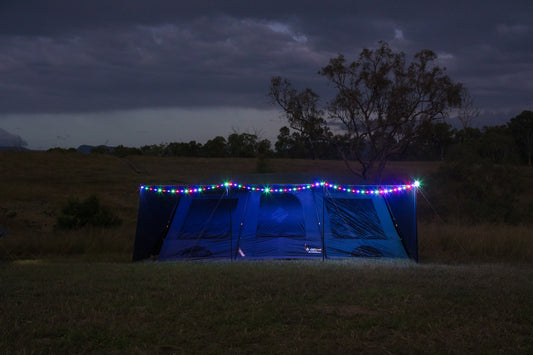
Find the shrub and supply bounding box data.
[424,157,523,224]
[55,195,122,230]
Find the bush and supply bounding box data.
[55,195,122,230]
[424,157,524,224]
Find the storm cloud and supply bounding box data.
[0,0,532,148]
[0,128,27,147]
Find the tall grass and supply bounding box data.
[0,225,134,262]
[419,222,533,264]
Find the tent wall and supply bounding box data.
[138,186,418,262]
[384,189,418,261]
[235,190,323,260]
[132,190,179,262]
[158,193,246,260]
[320,190,408,258]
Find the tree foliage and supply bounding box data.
[228,132,261,157]
[270,42,463,181]
[508,110,533,166]
[203,136,228,157]
[269,78,331,160]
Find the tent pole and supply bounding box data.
[322,185,326,261]
[413,187,419,263]
[230,193,233,261]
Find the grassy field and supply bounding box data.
[1,151,532,353]
[1,261,532,354]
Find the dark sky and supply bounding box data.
[1,0,532,149]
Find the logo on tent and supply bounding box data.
[305,245,323,254]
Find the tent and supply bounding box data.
[132,176,418,262]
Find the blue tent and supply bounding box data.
[132,177,418,262]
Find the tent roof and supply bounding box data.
[200,173,370,186]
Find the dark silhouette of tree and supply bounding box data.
[479,125,518,164]
[508,110,533,165]
[270,42,463,181]
[90,145,112,154]
[275,126,293,158]
[227,132,259,157]
[202,136,228,157]
[163,141,202,157]
[256,138,272,156]
[274,126,312,158]
[113,145,142,157]
[269,78,331,160]
[457,87,480,129]
[405,122,455,161]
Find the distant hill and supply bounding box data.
[0,146,29,151]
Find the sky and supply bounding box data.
[0,1,532,150]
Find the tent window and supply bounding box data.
[325,198,386,239]
[256,193,305,238]
[179,198,238,240]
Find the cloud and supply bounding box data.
[496,24,531,36]
[0,128,27,147]
[267,22,308,43]
[0,0,532,145]
[437,52,454,60]
[394,29,404,40]
[0,14,331,114]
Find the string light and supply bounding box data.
[140,180,419,196]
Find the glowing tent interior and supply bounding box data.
[132,176,419,262]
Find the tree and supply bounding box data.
[227,132,259,157]
[140,144,164,156]
[270,42,463,181]
[405,121,455,161]
[269,78,331,160]
[202,136,228,157]
[256,138,272,156]
[274,126,311,158]
[113,145,142,157]
[457,87,479,129]
[508,110,533,166]
[479,125,518,164]
[275,126,293,158]
[90,145,111,154]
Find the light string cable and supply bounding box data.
[141,181,418,196]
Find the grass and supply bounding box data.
[1,151,533,353]
[419,222,533,264]
[1,260,532,354]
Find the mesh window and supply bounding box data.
[256,193,305,238]
[179,198,238,240]
[325,198,386,239]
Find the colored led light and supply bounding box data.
[141,180,419,196]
